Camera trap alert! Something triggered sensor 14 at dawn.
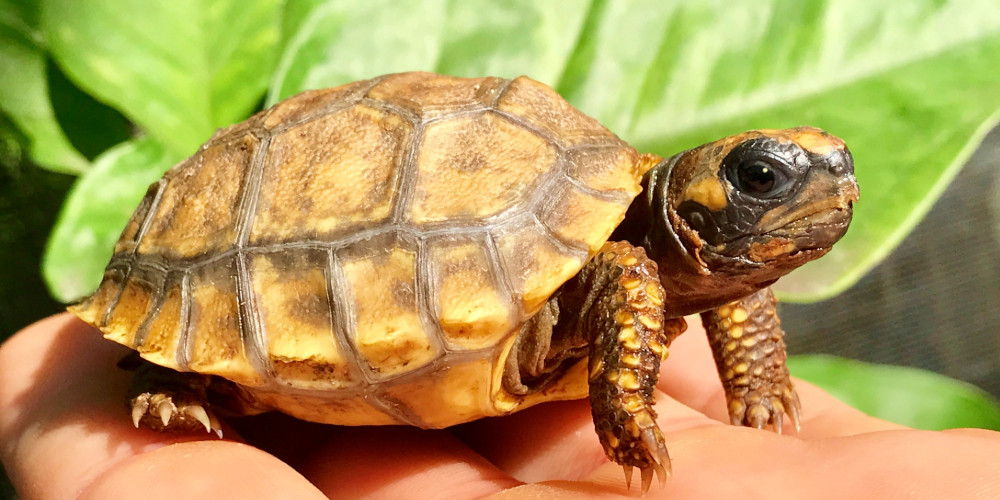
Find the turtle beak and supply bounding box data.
[749,146,858,260]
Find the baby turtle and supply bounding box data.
[71,72,858,493]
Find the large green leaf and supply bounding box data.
[789,355,1000,431]
[43,137,179,302]
[270,0,590,103]
[273,0,1000,300]
[39,0,282,157]
[0,0,88,174]
[45,59,134,162]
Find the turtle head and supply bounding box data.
[622,127,859,315]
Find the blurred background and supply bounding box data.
[3,1,1000,497]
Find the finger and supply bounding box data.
[225,412,339,470]
[80,441,324,499]
[453,399,608,483]
[0,314,318,498]
[494,426,1000,499]
[1,314,174,498]
[658,316,905,437]
[298,426,519,499]
[456,386,719,485]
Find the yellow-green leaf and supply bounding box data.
[790,355,1000,430]
[43,137,179,301]
[40,0,282,156]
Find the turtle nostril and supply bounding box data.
[825,149,853,177]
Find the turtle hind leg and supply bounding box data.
[122,352,223,437]
[555,241,686,493]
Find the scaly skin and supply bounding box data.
[554,241,686,492]
[701,287,801,432]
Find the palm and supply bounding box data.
[2,315,999,499]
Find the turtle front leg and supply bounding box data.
[556,241,686,492]
[700,287,801,433]
[121,353,223,436]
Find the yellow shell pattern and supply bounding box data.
[71,72,646,428]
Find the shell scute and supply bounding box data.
[101,272,158,347]
[114,181,163,255]
[251,103,412,244]
[138,133,259,259]
[69,266,124,327]
[426,235,515,350]
[251,250,358,390]
[185,258,261,386]
[135,274,185,368]
[409,111,557,225]
[495,216,589,315]
[539,182,633,253]
[263,79,371,129]
[339,242,440,378]
[564,146,644,195]
[366,72,505,118]
[381,356,497,428]
[496,76,617,147]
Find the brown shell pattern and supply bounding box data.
[72,72,643,427]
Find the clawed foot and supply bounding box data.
[619,425,671,495]
[728,383,801,434]
[130,392,223,437]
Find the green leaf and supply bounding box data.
[273,0,1000,300]
[43,137,180,302]
[0,109,27,173]
[46,55,134,161]
[0,0,88,174]
[789,355,1000,431]
[40,0,282,156]
[270,0,590,102]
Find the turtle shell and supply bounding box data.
[71,72,650,428]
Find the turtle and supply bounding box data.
[70,71,858,493]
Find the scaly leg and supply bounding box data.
[555,241,686,493]
[700,287,801,433]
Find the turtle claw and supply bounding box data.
[748,404,769,429]
[640,428,671,478]
[156,399,173,426]
[624,463,661,496]
[186,405,224,437]
[618,427,670,495]
[787,401,802,433]
[131,396,149,428]
[728,385,802,434]
[654,460,668,487]
[611,425,672,495]
[130,392,222,437]
[640,466,654,495]
[785,389,803,433]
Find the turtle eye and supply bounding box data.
[732,157,788,198]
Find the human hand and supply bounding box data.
[3,314,999,499]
